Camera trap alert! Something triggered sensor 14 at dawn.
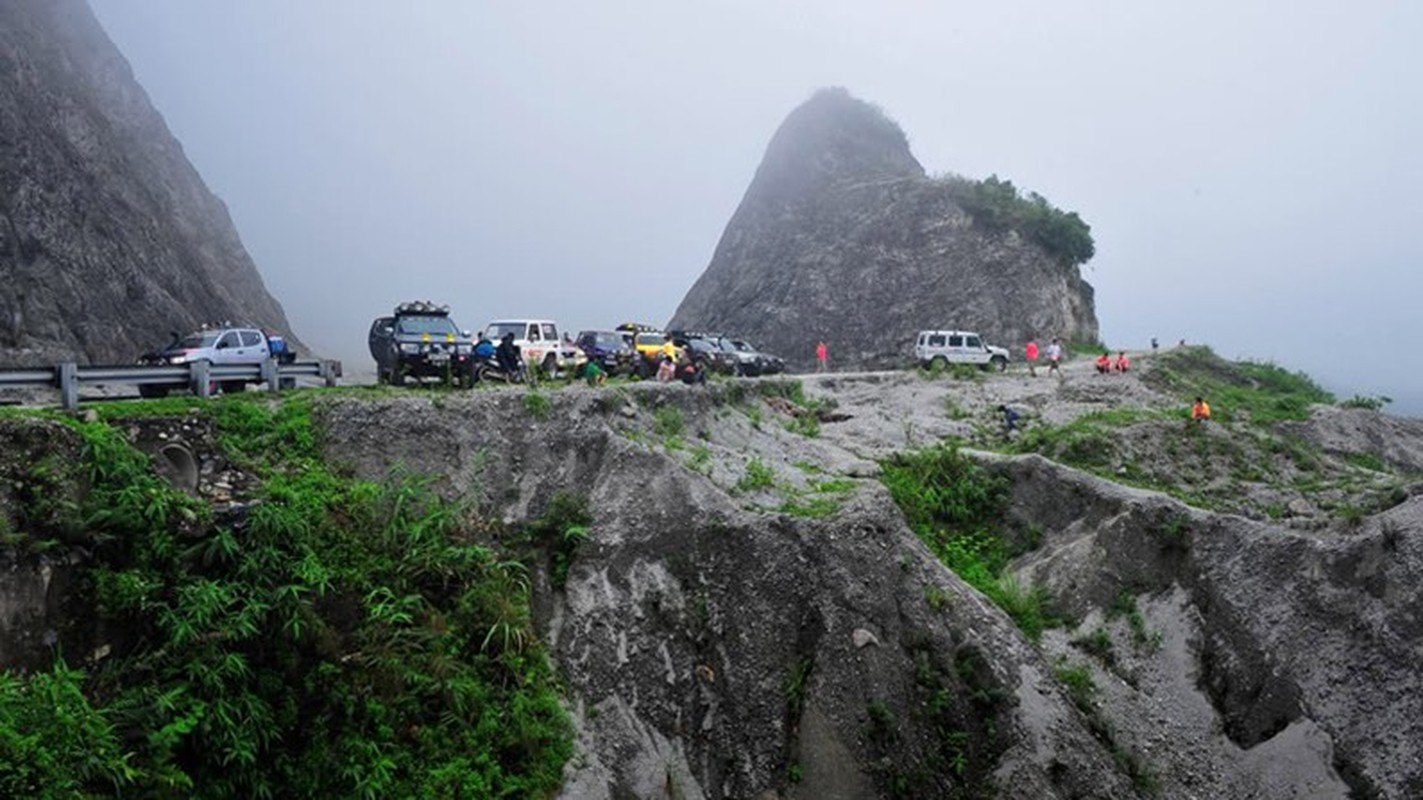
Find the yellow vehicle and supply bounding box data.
[616,323,668,359]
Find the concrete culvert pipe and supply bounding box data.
[156,443,199,493]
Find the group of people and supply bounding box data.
[1094,351,1131,374]
[1022,337,1064,378]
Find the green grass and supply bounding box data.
[1146,346,1334,424]
[736,457,776,493]
[653,405,684,438]
[0,396,572,797]
[881,444,1054,640]
[523,390,552,419]
[778,495,840,519]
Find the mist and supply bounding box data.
[88,0,1423,413]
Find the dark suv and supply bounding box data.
[576,330,636,376]
[368,301,475,387]
[668,330,738,375]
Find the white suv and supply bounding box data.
[914,330,1010,371]
[482,319,585,374]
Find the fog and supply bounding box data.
[90,1,1423,412]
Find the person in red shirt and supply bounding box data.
[1025,338,1039,377]
[815,340,828,372]
[1114,351,1131,373]
[1095,352,1111,374]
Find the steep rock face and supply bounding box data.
[669,88,1097,370]
[0,0,297,365]
[317,388,1136,799]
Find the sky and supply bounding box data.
[89,1,1423,412]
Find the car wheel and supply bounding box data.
[992,356,1007,372]
[390,367,405,387]
[931,356,948,370]
[221,380,246,394]
[542,353,558,377]
[139,384,168,399]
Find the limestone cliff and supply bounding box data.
[0,0,297,365]
[669,88,1098,369]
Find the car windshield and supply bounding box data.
[717,339,740,353]
[636,333,665,347]
[689,339,716,353]
[397,315,458,336]
[177,332,219,349]
[590,333,625,349]
[485,323,525,340]
[731,340,755,353]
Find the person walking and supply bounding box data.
[816,340,828,372]
[1025,338,1040,377]
[1046,338,1064,380]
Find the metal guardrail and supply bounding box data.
[0,359,342,411]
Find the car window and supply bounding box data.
[929,334,946,347]
[948,335,963,347]
[636,333,663,348]
[398,316,457,336]
[595,333,624,348]
[240,331,263,347]
[541,324,557,341]
[732,340,753,352]
[484,323,522,341]
[179,332,219,349]
[690,340,715,353]
[966,336,982,348]
[216,331,241,349]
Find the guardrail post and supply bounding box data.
[58,363,78,411]
[261,358,279,392]
[191,360,212,399]
[321,360,340,388]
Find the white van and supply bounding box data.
[914,330,1010,371]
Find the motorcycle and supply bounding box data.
[472,353,526,384]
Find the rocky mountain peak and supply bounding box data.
[745,87,924,206]
[670,88,1097,370]
[0,0,299,365]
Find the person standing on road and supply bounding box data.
[1047,338,1064,380]
[1025,338,1040,377]
[816,340,828,372]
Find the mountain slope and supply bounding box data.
[669,88,1098,370]
[0,0,297,365]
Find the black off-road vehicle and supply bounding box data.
[368,301,475,387]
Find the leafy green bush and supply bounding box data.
[936,174,1095,267]
[737,457,776,492]
[881,445,1054,639]
[654,406,684,437]
[523,391,552,419]
[1340,394,1392,411]
[5,397,572,797]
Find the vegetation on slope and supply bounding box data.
[936,174,1095,267]
[0,396,572,798]
[881,444,1052,639]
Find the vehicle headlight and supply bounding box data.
[400,343,420,354]
[168,355,188,364]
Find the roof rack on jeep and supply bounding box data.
[395,300,451,316]
[616,322,662,333]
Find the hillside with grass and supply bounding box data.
[1,345,1420,798]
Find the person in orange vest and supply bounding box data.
[1095,352,1111,374]
[1188,396,1211,428]
[1025,338,1039,377]
[1114,351,1131,373]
